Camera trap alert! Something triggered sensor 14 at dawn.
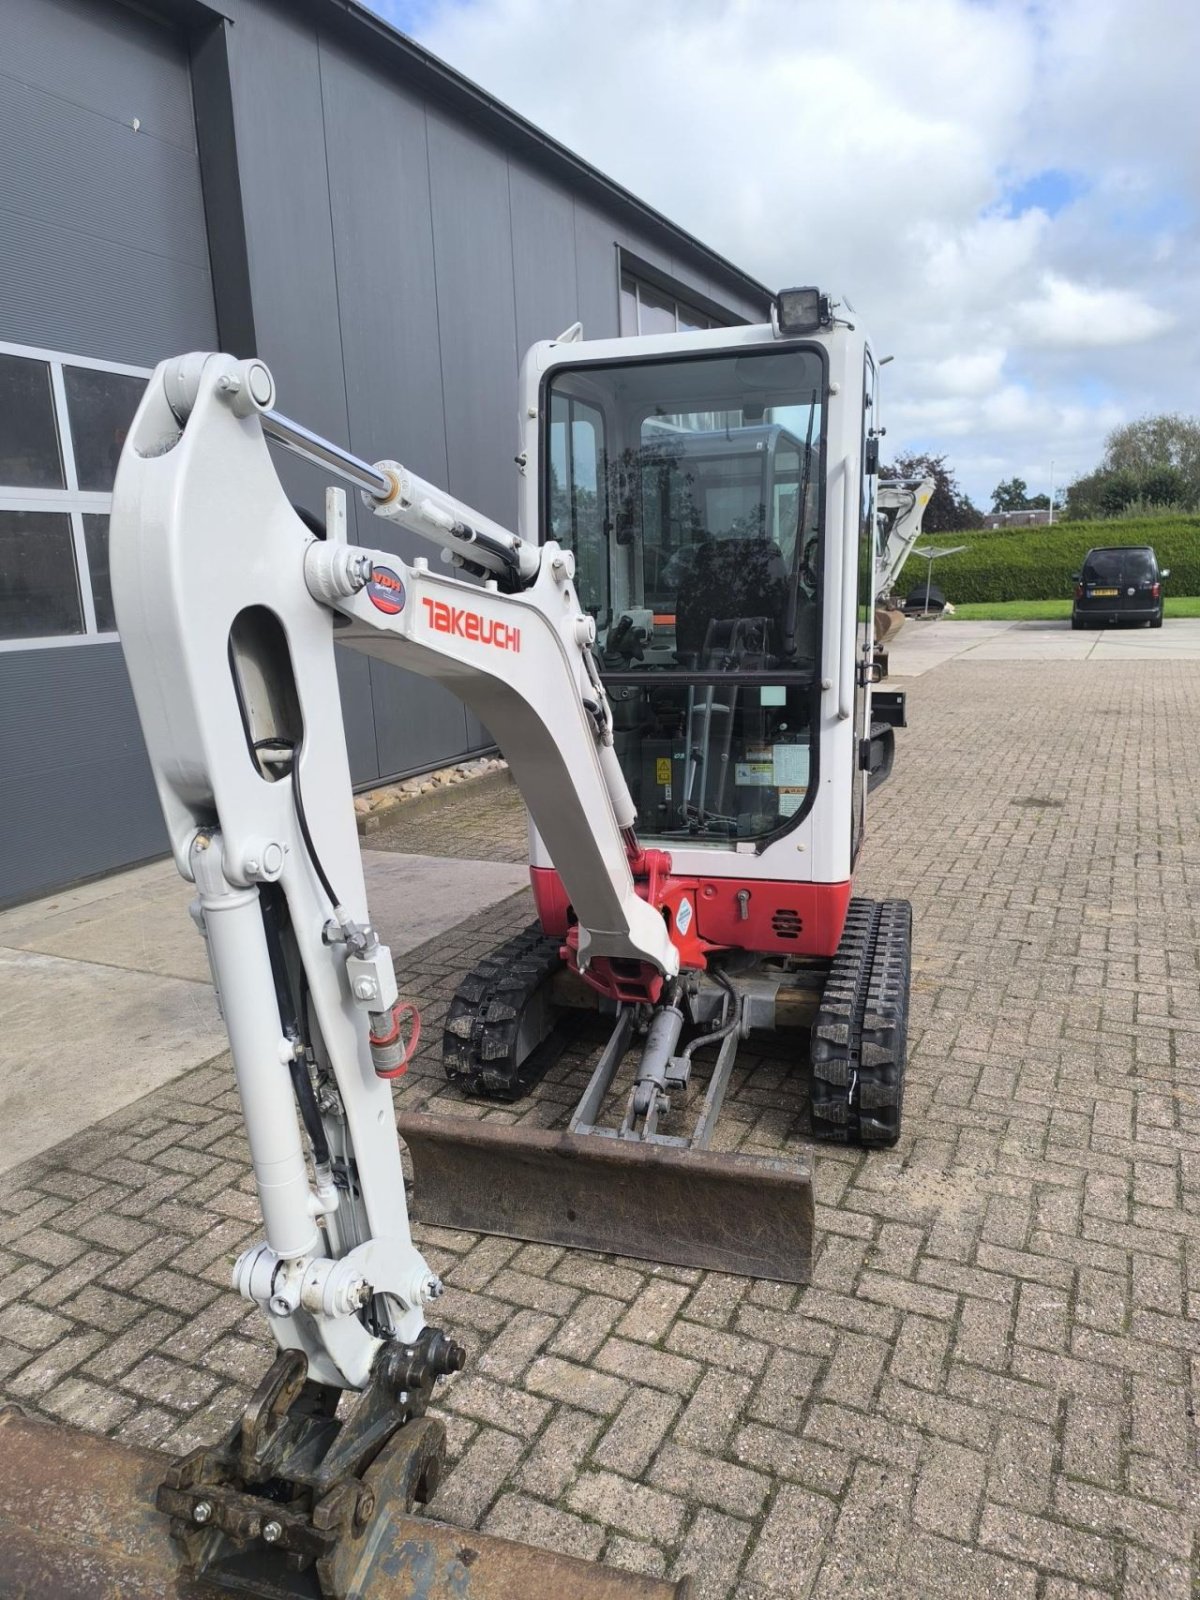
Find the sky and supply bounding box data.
[367,0,1197,510]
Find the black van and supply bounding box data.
[1071,546,1168,629]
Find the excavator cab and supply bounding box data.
[406,298,914,1285]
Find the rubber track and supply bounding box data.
[809,896,912,1146]
[442,922,564,1100]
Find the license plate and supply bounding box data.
[1089,587,1118,597]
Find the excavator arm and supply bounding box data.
[84,351,687,1599]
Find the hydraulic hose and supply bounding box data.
[680,968,741,1063]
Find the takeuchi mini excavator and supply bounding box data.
[0,292,920,1600]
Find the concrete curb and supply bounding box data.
[356,766,515,835]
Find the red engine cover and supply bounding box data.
[530,867,851,962]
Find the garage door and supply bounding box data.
[0,0,218,904]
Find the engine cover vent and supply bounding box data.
[772,908,803,939]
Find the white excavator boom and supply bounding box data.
[108,350,677,1394]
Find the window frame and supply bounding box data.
[539,341,830,848]
[620,270,725,338]
[0,339,150,651]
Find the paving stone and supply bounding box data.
[674,1368,755,1453]
[41,1375,137,1431]
[811,1462,914,1599]
[546,1291,624,1363]
[1122,1547,1195,1600]
[803,1401,922,1470]
[913,1440,987,1541]
[747,1347,821,1431]
[986,1418,1056,1512]
[593,1387,681,1478]
[670,1508,751,1600]
[979,1503,1117,1588]
[8,1329,106,1398]
[81,1309,184,1382]
[566,1469,687,1544]
[819,1331,888,1410]
[664,1317,767,1376]
[1052,1479,1194,1560]
[483,1493,605,1562]
[743,1482,836,1593]
[732,1423,851,1498]
[121,1354,220,1413]
[476,1307,556,1382]
[615,1277,691,1343]
[425,1426,525,1528]
[515,1406,602,1499]
[525,1355,628,1415]
[889,1312,952,1391]
[681,1273,748,1330]
[0,1301,71,1348]
[595,1336,701,1396]
[442,1373,551,1439]
[649,1442,770,1519]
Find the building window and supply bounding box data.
[619,271,723,337]
[0,342,149,648]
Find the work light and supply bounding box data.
[772,287,830,337]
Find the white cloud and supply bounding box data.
[1015,275,1173,347]
[373,0,1199,507]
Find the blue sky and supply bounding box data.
[366,0,1197,509]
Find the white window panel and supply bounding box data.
[0,340,150,651]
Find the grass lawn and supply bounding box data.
[947,597,1200,621]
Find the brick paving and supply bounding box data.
[2,658,1199,1597]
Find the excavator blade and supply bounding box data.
[0,1407,689,1600]
[400,1113,815,1284]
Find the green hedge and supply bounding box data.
[895,516,1200,603]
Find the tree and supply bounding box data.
[1103,414,1200,491]
[1065,415,1200,520]
[882,452,983,532]
[991,476,1029,513]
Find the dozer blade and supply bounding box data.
[0,1407,689,1600]
[399,1113,815,1283]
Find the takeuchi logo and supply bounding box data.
[421,597,521,652]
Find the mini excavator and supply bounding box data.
[0,291,930,1598]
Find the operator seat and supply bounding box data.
[675,536,797,666]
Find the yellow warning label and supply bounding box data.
[656,757,672,785]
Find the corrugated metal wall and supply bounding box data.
[223,1,768,789]
[0,0,218,904]
[0,0,769,903]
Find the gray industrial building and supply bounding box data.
[0,0,771,904]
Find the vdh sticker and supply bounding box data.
[367,566,406,614]
[421,597,521,652]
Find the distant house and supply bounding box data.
[982,509,1053,529]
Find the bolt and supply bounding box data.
[269,1294,291,1317]
[353,1487,376,1534]
[353,978,377,1001]
[262,1520,283,1545]
[192,1501,213,1525]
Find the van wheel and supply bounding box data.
[1151,616,1163,629]
[1070,616,1083,630]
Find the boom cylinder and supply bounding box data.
[190,832,319,1260]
